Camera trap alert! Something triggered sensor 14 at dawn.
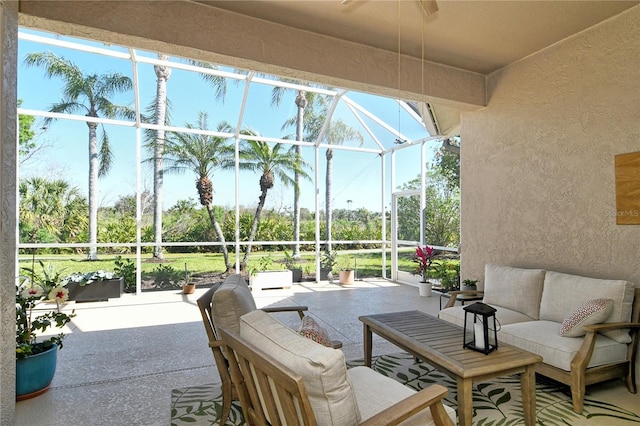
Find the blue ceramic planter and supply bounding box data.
[16,344,58,400]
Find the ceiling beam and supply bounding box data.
[19,0,485,108]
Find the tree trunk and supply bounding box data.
[152,54,171,260]
[325,148,333,252]
[293,90,306,258]
[87,122,99,260]
[242,188,268,267]
[205,204,232,272]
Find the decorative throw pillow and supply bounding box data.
[298,316,333,347]
[560,298,614,337]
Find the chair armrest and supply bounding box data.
[359,384,454,426]
[442,291,484,309]
[209,340,225,349]
[261,306,309,319]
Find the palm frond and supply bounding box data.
[98,128,113,177]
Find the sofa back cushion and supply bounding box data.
[539,271,635,343]
[482,264,546,319]
[240,310,360,425]
[211,274,257,334]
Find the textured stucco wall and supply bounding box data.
[0,1,18,423]
[461,5,640,380]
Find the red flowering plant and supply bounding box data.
[414,245,435,282]
[16,261,76,359]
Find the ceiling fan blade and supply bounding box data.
[419,0,439,16]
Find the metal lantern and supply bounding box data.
[463,302,498,355]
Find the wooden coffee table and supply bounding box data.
[359,310,542,426]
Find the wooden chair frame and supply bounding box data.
[218,324,454,426]
[197,285,308,425]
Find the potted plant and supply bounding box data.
[338,256,355,285]
[249,255,293,290]
[462,279,478,291]
[183,263,196,294]
[320,250,338,281]
[64,269,124,302]
[414,245,435,296]
[16,261,76,400]
[283,250,303,282]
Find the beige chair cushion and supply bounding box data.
[240,310,360,425]
[349,366,457,425]
[212,274,257,334]
[482,264,546,319]
[539,271,635,343]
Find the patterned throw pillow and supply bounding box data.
[298,316,333,347]
[560,298,614,337]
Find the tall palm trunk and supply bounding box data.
[205,204,232,272]
[87,122,99,260]
[325,148,334,252]
[293,90,307,258]
[242,188,269,267]
[152,54,171,260]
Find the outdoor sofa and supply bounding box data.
[439,264,640,414]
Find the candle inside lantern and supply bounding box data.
[474,323,485,350]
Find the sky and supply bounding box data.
[17,28,439,214]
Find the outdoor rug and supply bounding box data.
[171,352,640,425]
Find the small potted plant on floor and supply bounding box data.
[182,264,196,294]
[16,261,76,400]
[414,245,435,296]
[320,250,338,281]
[338,255,355,285]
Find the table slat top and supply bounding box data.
[359,310,542,378]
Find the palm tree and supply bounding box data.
[151,53,172,260]
[19,177,88,247]
[163,112,235,271]
[272,84,323,258]
[299,97,364,251]
[24,52,134,260]
[238,132,309,267]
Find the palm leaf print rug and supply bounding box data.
[171,352,640,425]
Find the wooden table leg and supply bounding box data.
[456,377,473,426]
[363,323,372,367]
[521,364,537,426]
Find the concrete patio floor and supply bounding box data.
[15,279,640,425]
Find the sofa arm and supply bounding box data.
[572,322,640,372]
[582,322,640,333]
[360,384,454,426]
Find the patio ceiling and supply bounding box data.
[200,0,639,75]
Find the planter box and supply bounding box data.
[66,277,123,302]
[250,270,292,290]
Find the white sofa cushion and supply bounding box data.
[539,271,635,343]
[240,310,360,425]
[499,321,628,371]
[348,366,457,425]
[439,304,534,329]
[482,264,546,320]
